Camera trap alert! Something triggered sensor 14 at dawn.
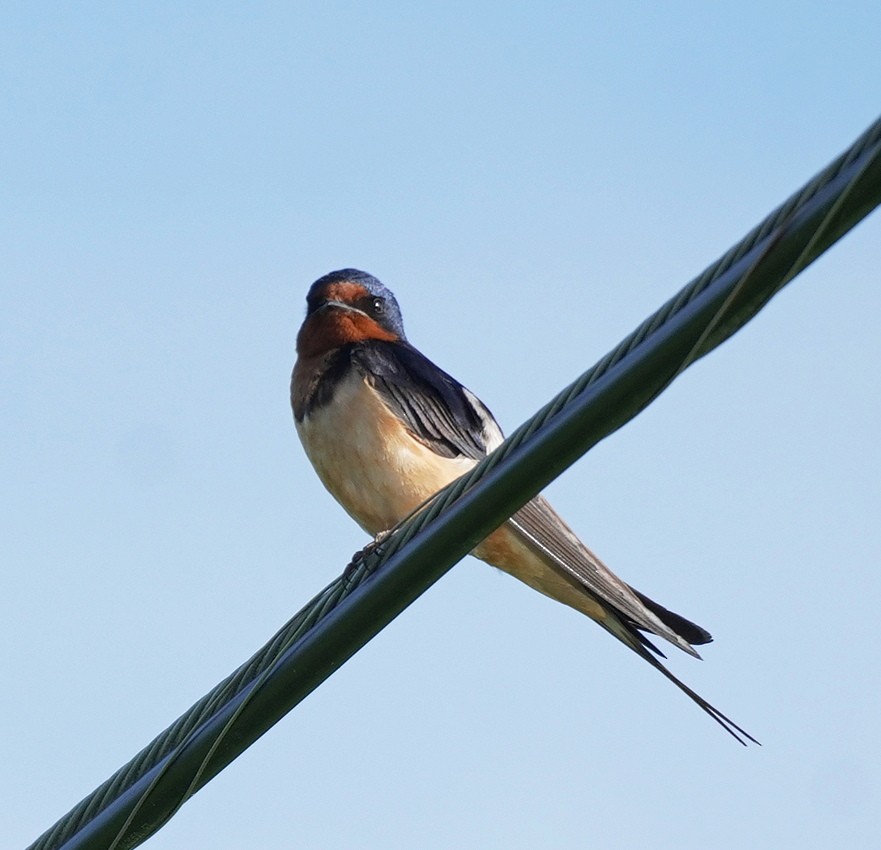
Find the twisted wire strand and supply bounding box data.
[29,571,368,850]
[28,114,881,850]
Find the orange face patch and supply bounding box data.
[317,280,370,305]
[297,304,398,357]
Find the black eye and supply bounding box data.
[356,294,386,318]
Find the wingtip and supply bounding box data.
[683,643,703,660]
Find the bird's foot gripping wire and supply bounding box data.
[343,529,395,584]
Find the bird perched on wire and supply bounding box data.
[291,268,756,745]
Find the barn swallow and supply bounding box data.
[292,268,756,745]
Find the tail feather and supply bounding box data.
[600,614,758,746]
[641,646,759,746]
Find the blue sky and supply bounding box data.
[3,4,881,848]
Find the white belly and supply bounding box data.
[296,371,476,534]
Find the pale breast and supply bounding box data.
[296,371,477,535]
[298,371,609,623]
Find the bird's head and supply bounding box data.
[297,269,406,357]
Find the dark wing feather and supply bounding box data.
[629,587,713,646]
[352,341,497,460]
[511,496,707,657]
[355,340,710,655]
